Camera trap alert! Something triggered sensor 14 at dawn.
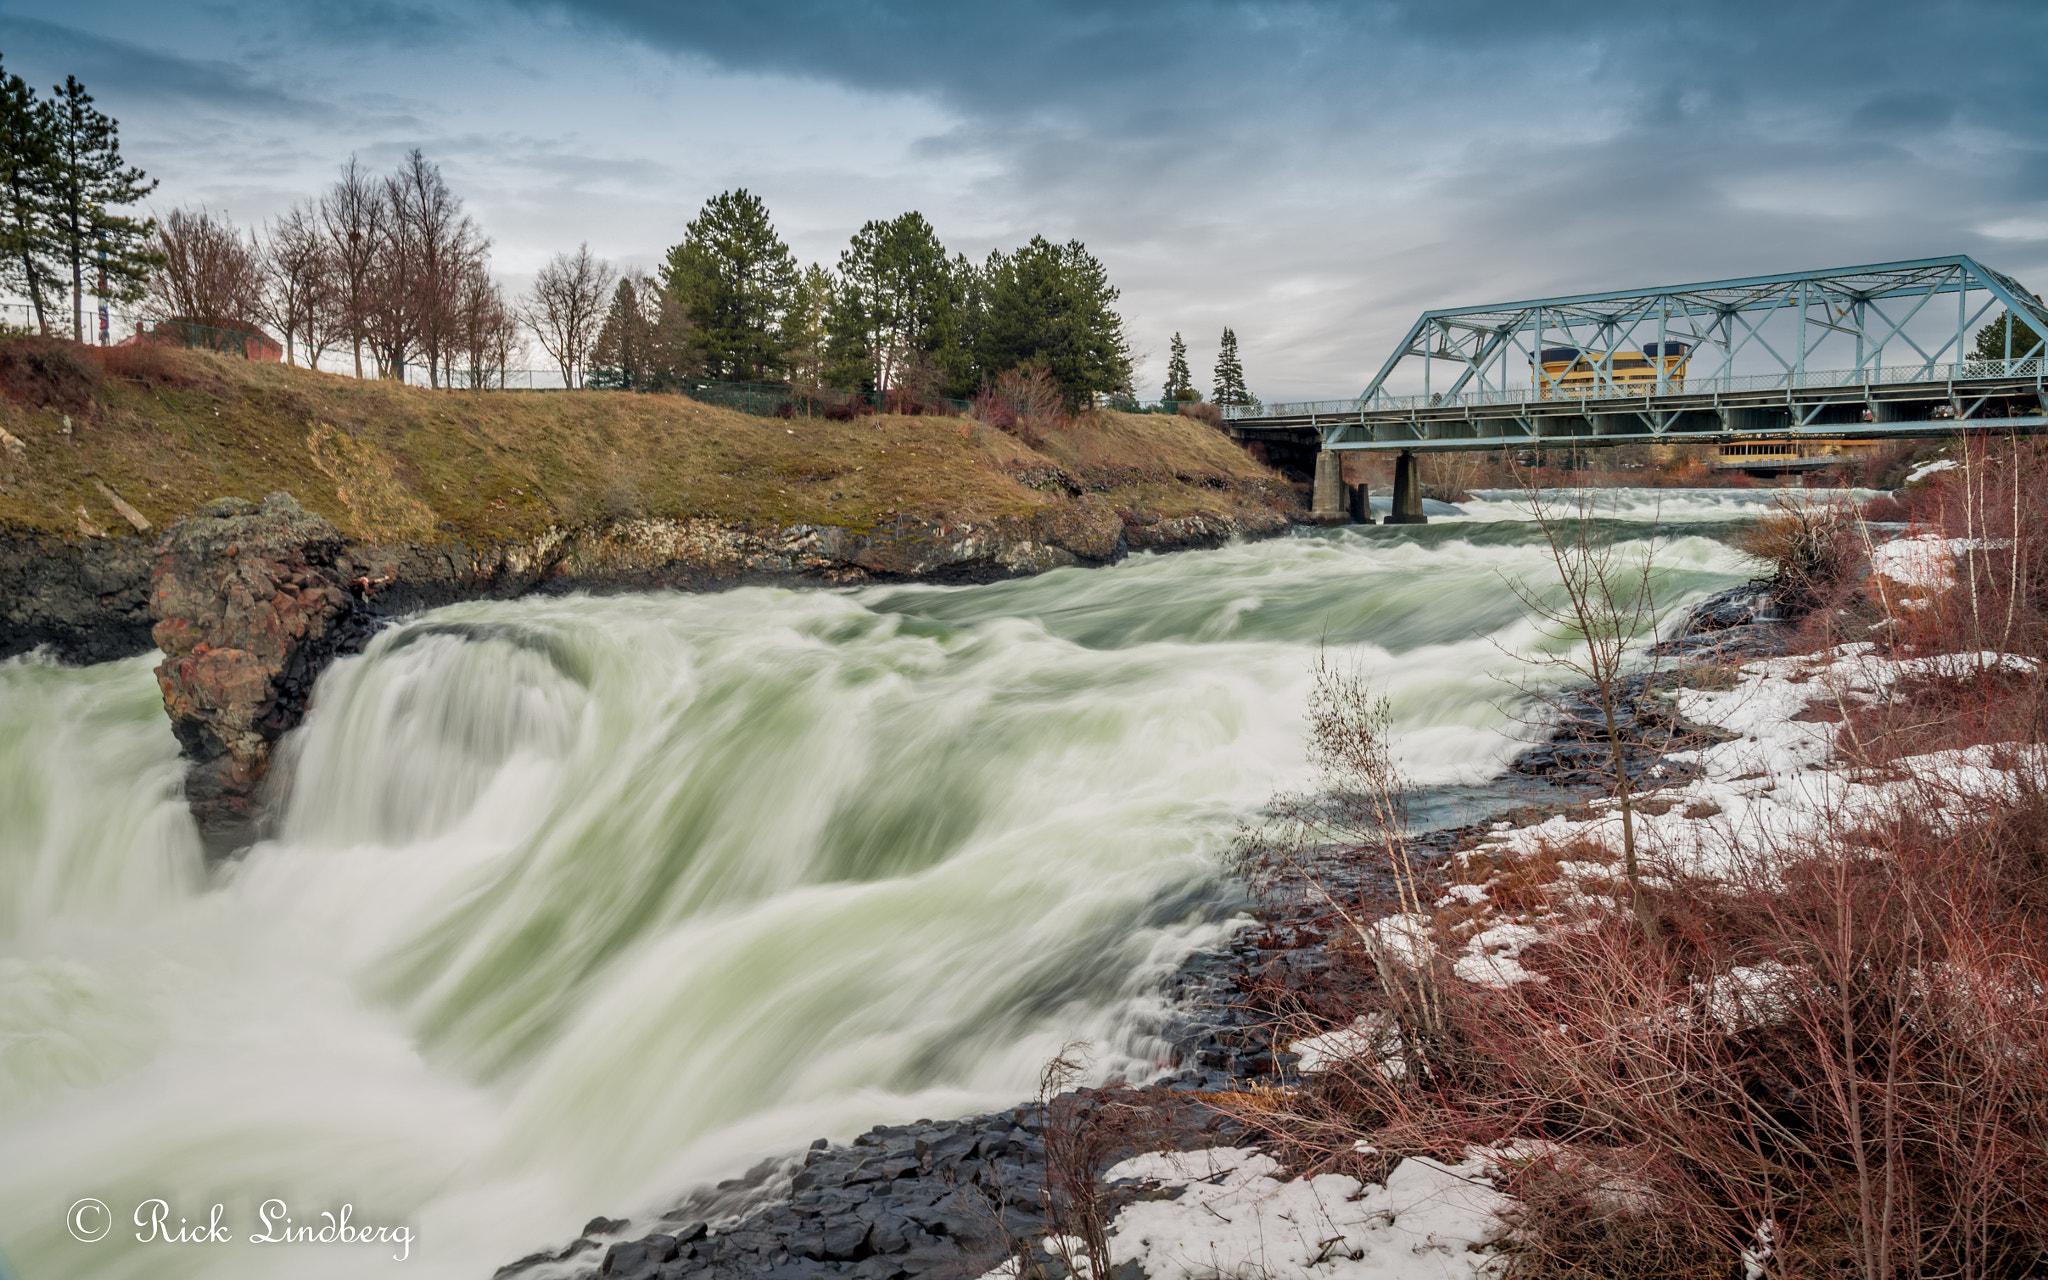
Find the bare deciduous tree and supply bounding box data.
[320,156,385,379]
[146,206,263,334]
[523,243,615,389]
[456,258,519,389]
[1502,478,1673,949]
[258,200,335,368]
[386,149,486,388]
[363,179,418,380]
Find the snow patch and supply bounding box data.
[1101,1146,1510,1280]
[1695,961,1803,1032]
[1290,1015,1405,1077]
[1452,922,1548,988]
[1869,533,2007,591]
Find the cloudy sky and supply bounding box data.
[4,0,2045,398]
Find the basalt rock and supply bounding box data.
[502,1097,1238,1280]
[109,489,1290,845]
[150,493,373,852]
[0,528,156,663]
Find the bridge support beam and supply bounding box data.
[1311,450,1347,523]
[1346,482,1370,524]
[1386,449,1427,524]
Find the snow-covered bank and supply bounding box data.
[1006,1146,1511,1280]
[1225,610,2048,1273]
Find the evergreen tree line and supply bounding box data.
[0,59,158,343]
[581,191,1135,410]
[1162,327,1254,409]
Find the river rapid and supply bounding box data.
[0,490,1804,1279]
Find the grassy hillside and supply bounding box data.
[0,341,1295,546]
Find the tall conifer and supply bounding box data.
[660,189,797,383]
[1972,309,2046,362]
[833,212,955,396]
[1164,332,1193,401]
[46,76,157,342]
[975,236,1131,410]
[1212,327,1249,406]
[0,61,55,333]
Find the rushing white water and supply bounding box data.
[0,506,1754,1279]
[1454,485,1875,524]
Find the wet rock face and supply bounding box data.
[507,1103,1237,1280]
[494,1117,1052,1280]
[1507,584,1791,792]
[0,530,156,663]
[149,493,370,850]
[500,964,1270,1280]
[123,490,1290,847]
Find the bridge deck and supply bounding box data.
[1227,362,2046,453]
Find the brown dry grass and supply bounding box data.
[0,341,1292,546]
[1202,450,2048,1277]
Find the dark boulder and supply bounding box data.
[148,493,376,852]
[0,529,155,664]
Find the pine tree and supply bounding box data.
[0,60,56,334]
[1212,327,1249,406]
[1164,331,1194,402]
[660,189,798,383]
[1972,309,2046,363]
[784,263,835,391]
[46,76,157,343]
[833,211,957,397]
[588,276,647,389]
[975,236,1131,410]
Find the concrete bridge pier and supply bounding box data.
[1311,450,1349,523]
[1346,482,1370,524]
[1386,449,1428,524]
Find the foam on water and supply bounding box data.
[0,507,1751,1279]
[1451,485,1875,524]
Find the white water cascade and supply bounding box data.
[0,501,1773,1279]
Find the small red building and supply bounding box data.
[121,318,283,363]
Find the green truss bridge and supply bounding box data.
[1221,256,2048,522]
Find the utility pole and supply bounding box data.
[95,224,109,345]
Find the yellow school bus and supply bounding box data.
[1535,342,1690,397]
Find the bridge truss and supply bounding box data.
[1229,256,2048,453]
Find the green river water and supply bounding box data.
[0,490,1787,1278]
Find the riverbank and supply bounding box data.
[1151,475,2048,1276]
[0,339,1299,664]
[0,339,1302,846]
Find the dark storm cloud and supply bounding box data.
[526,0,2048,259]
[522,0,1241,107]
[8,0,2047,396]
[0,14,315,117]
[1849,93,1958,135]
[533,0,2048,131]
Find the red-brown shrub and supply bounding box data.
[973,365,1065,448]
[1213,599,2048,1275]
[1226,801,2048,1276]
[88,342,200,389]
[0,335,101,410]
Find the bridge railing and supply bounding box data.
[1227,356,2047,420]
